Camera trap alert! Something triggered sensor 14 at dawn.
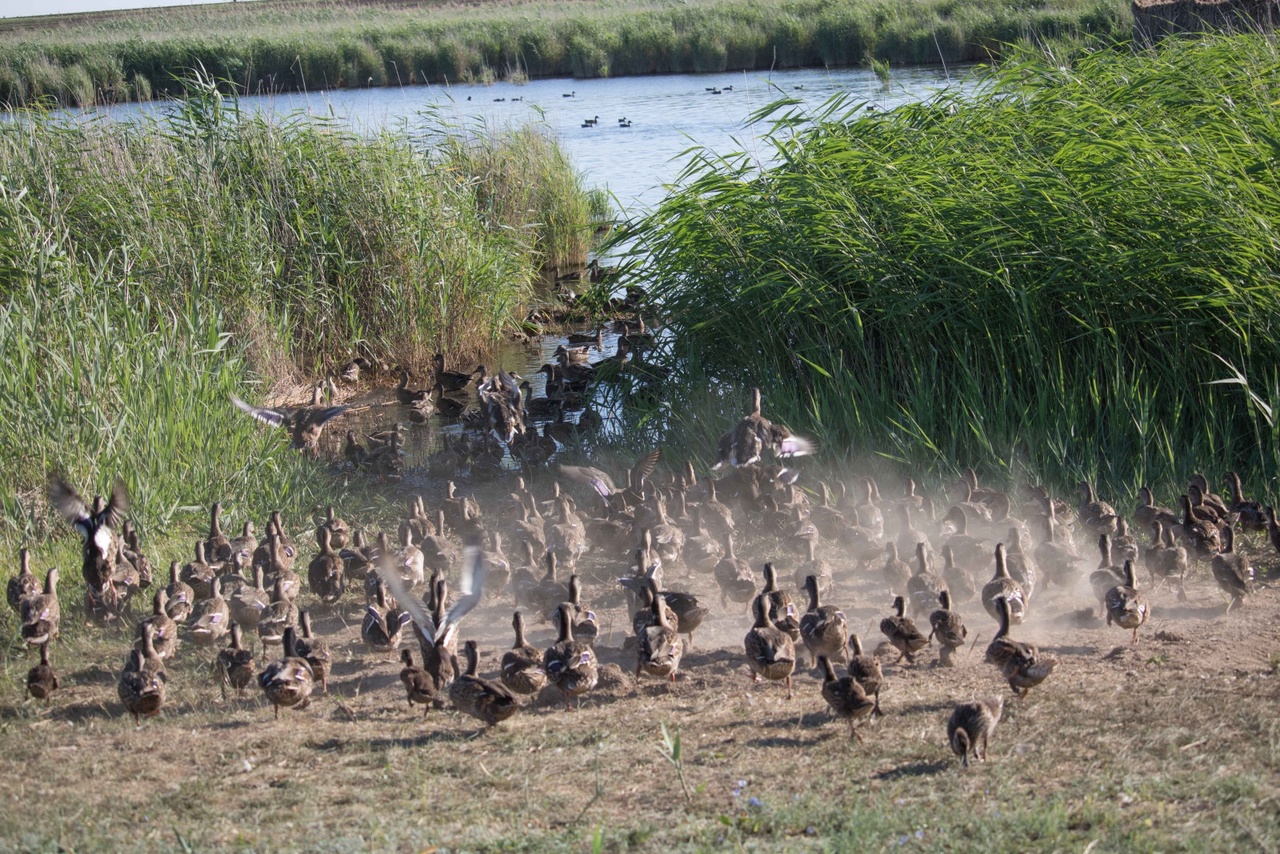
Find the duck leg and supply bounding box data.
[785,675,792,700]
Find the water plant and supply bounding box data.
[623,35,1280,500]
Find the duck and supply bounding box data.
[563,574,599,645]
[7,548,39,614]
[906,542,948,619]
[1211,525,1254,609]
[761,562,800,642]
[1104,559,1149,644]
[879,595,929,665]
[941,544,978,603]
[947,696,1004,767]
[713,533,756,608]
[715,387,815,469]
[544,602,599,710]
[1002,528,1037,602]
[1178,494,1221,559]
[320,505,351,550]
[228,565,269,634]
[981,544,1026,626]
[180,541,217,601]
[1033,506,1086,589]
[1077,481,1118,535]
[433,353,480,393]
[395,368,431,404]
[984,596,1056,698]
[295,610,331,693]
[682,505,724,572]
[1146,521,1189,598]
[928,590,967,667]
[659,588,709,648]
[845,633,884,716]
[636,578,683,682]
[399,650,437,716]
[1089,534,1128,615]
[137,588,180,660]
[363,579,411,655]
[231,388,351,455]
[217,622,257,700]
[940,506,988,573]
[1224,471,1267,532]
[631,577,679,638]
[501,611,547,696]
[257,577,299,651]
[203,501,232,562]
[26,641,58,702]
[743,593,797,699]
[258,626,315,719]
[308,526,345,604]
[799,574,848,669]
[531,550,572,623]
[881,542,912,595]
[19,566,60,647]
[162,560,195,624]
[118,623,166,724]
[818,655,876,742]
[1134,486,1179,533]
[450,641,520,728]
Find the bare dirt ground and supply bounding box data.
[1,507,1278,853]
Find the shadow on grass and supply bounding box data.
[873,759,950,780]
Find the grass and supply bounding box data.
[0,0,1133,107]
[0,71,599,556]
[620,34,1280,502]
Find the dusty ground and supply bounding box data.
[1,505,1278,853]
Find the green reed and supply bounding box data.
[623,35,1280,501]
[0,0,1131,107]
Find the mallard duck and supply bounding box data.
[636,578,683,682]
[450,640,520,728]
[433,353,480,393]
[395,368,431,404]
[160,560,195,624]
[928,590,967,667]
[818,655,875,742]
[203,501,231,562]
[1134,486,1179,533]
[27,641,58,702]
[231,391,350,455]
[1077,481,1118,535]
[907,542,948,619]
[656,585,707,645]
[879,595,929,665]
[257,626,315,719]
[532,550,571,623]
[1089,534,1128,615]
[631,577,678,638]
[940,507,987,574]
[19,566,60,647]
[546,498,588,570]
[714,533,756,608]
[1033,508,1086,589]
[1191,473,1231,519]
[563,574,599,645]
[1211,525,1254,609]
[47,476,129,603]
[894,504,931,560]
[681,505,724,572]
[217,622,256,700]
[744,593,797,698]
[307,526,345,604]
[228,565,269,634]
[501,611,547,696]
[137,589,180,660]
[7,548,39,614]
[362,579,411,655]
[1002,528,1037,602]
[1105,559,1149,643]
[799,574,848,668]
[948,696,1003,767]
[761,562,800,642]
[1224,471,1267,532]
[984,596,1056,698]
[1178,494,1222,559]
[118,623,166,724]
[257,577,299,651]
[941,544,978,603]
[1146,521,1189,598]
[981,544,1026,626]
[544,602,599,709]
[339,356,374,384]
[881,542,911,595]
[295,610,331,693]
[320,505,350,550]
[399,649,436,716]
[845,633,884,716]
[715,387,815,468]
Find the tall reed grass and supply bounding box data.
[624,35,1280,500]
[0,0,1131,107]
[0,74,597,562]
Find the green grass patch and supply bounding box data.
[623,35,1280,500]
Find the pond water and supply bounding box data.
[81,65,977,466]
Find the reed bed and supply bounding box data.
[624,35,1280,500]
[0,0,1131,107]
[0,76,596,551]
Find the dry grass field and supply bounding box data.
[1,494,1277,853]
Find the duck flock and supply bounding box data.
[7,330,1275,770]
